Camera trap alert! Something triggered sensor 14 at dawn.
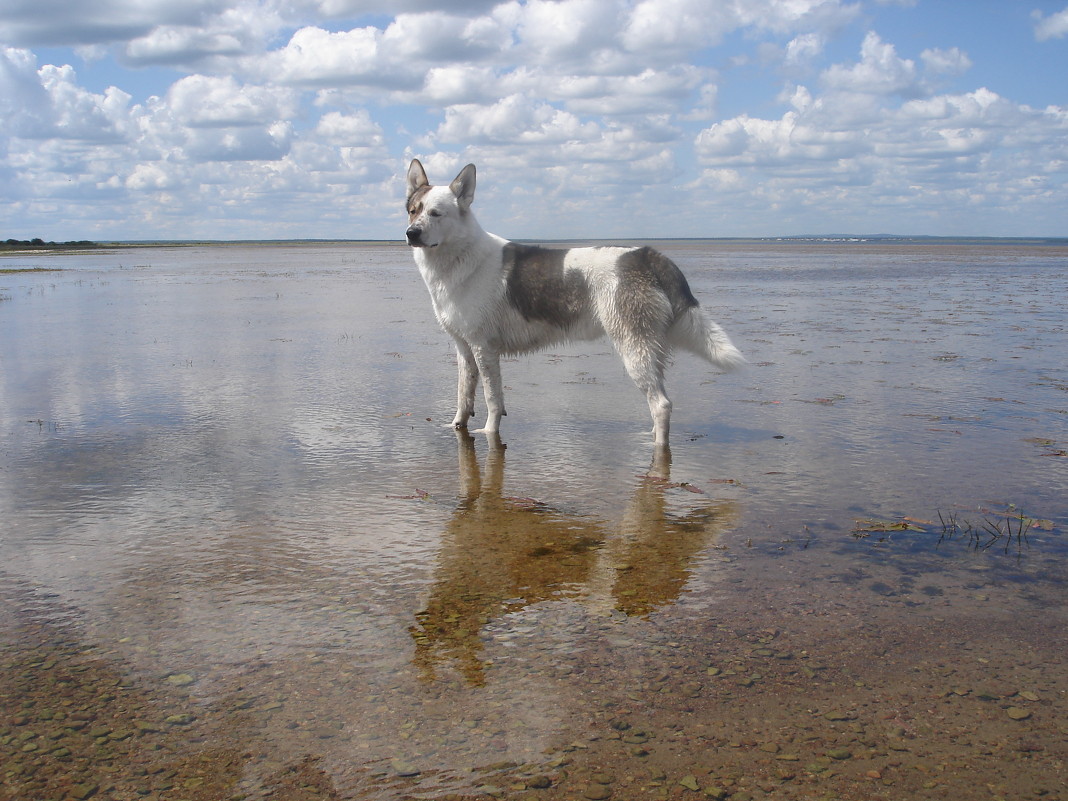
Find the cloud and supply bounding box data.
[432,94,601,145]
[784,32,826,69]
[125,162,176,190]
[820,31,923,97]
[0,47,53,138]
[167,75,296,127]
[1033,5,1068,41]
[382,8,514,61]
[314,110,384,146]
[268,25,419,89]
[0,0,226,46]
[694,79,1068,234]
[1,49,133,142]
[182,122,293,161]
[519,0,626,59]
[920,46,971,77]
[421,64,501,104]
[121,3,282,67]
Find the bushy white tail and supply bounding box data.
[670,306,746,370]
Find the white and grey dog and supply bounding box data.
[405,159,744,445]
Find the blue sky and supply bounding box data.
[2,0,1067,241]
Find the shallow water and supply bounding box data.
[1,241,1066,801]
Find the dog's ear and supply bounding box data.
[406,159,429,204]
[450,164,476,211]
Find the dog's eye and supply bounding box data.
[428,209,442,217]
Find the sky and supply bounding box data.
[2,0,1067,241]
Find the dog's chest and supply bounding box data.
[418,260,501,335]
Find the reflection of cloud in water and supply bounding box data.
[412,433,739,684]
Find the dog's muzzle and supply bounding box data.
[406,226,425,247]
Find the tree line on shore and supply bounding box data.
[2,238,99,250]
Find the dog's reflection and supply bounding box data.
[410,433,738,684]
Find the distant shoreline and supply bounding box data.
[3,235,1067,254]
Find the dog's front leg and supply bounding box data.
[452,340,479,429]
[472,347,506,433]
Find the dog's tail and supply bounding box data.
[670,306,746,371]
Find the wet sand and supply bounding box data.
[1,241,1066,800]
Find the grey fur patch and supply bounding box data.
[406,184,431,214]
[617,247,699,317]
[503,243,591,327]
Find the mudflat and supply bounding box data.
[1,240,1065,800]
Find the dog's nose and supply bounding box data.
[405,226,422,246]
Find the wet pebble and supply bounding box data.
[582,784,611,799]
[390,758,420,777]
[823,710,854,721]
[678,774,700,791]
[679,681,703,698]
[1006,707,1031,721]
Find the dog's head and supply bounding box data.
[405,159,476,249]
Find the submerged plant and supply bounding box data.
[937,510,1033,555]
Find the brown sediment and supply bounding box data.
[3,566,1065,801]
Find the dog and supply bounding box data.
[404,159,744,445]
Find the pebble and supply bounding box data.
[678,774,700,791]
[1006,707,1031,721]
[390,758,420,777]
[583,784,612,799]
[827,748,852,760]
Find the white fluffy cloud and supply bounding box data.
[1,1,1066,238]
[167,75,296,127]
[693,30,1068,235]
[1033,5,1068,41]
[1,49,133,142]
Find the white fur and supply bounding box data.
[405,159,744,445]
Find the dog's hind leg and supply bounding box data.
[616,344,672,445]
[640,370,672,446]
[452,339,479,429]
[603,288,674,444]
